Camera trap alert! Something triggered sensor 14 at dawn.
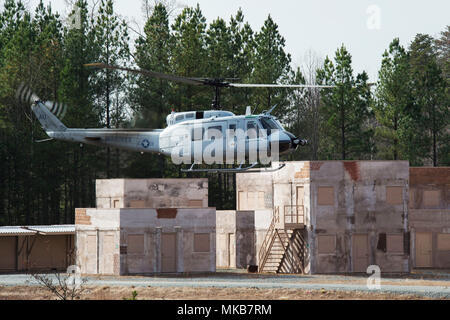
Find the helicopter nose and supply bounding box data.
[285,131,307,149]
[268,131,292,154]
[293,138,308,147]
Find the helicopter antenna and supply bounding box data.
[264,104,278,115]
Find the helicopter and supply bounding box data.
[19,63,335,173]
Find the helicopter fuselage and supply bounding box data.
[33,102,304,165]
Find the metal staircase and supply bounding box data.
[258,206,306,273]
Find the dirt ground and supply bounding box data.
[0,285,441,300]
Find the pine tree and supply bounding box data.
[408,34,448,166]
[92,0,130,177]
[434,26,450,166]
[374,38,412,160]
[59,0,102,222]
[227,9,254,114]
[251,15,292,119]
[317,45,374,160]
[171,4,208,110]
[126,3,172,179]
[133,3,172,128]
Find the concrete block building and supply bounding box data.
[235,161,414,274]
[76,207,216,275]
[75,178,215,275]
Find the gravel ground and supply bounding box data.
[1,270,449,299]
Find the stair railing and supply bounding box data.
[280,229,305,274]
[258,206,278,272]
[284,205,304,225]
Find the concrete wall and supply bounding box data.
[216,210,236,268]
[216,210,256,269]
[76,207,216,275]
[254,210,273,265]
[75,208,121,275]
[409,167,450,268]
[236,211,256,268]
[236,172,273,211]
[96,179,208,209]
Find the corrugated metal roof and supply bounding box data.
[0,225,75,235]
[0,226,36,235]
[27,225,75,234]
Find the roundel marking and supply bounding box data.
[141,139,151,149]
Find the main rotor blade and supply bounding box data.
[228,83,336,88]
[85,63,205,86]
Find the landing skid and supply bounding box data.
[181,163,286,173]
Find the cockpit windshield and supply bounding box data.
[260,117,282,134]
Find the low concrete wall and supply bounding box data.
[216,210,236,268]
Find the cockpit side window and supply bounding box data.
[260,117,280,134]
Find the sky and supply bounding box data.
[20,0,450,82]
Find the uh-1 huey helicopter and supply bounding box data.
[19,63,335,173]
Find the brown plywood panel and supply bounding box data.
[387,234,403,253]
[188,199,203,208]
[161,233,176,272]
[437,234,450,251]
[317,187,334,206]
[318,235,335,254]
[0,237,16,271]
[423,190,440,208]
[416,232,432,267]
[29,236,67,270]
[238,191,246,210]
[128,234,144,254]
[157,208,177,219]
[194,233,210,253]
[386,186,403,205]
[352,234,369,272]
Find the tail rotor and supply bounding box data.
[16,83,67,119]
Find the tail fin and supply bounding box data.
[32,101,67,132]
